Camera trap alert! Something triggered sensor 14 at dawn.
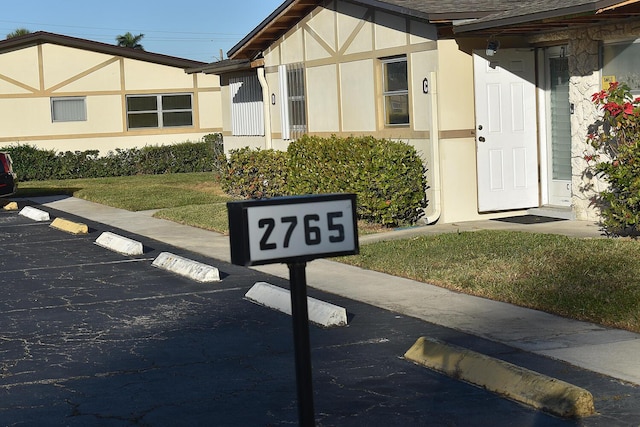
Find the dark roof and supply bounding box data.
[0,31,206,68]
[212,0,640,64]
[186,58,252,75]
[227,0,520,59]
[454,0,640,34]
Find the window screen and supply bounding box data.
[51,97,87,122]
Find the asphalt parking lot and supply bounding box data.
[1,204,640,426]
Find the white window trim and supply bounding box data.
[126,93,193,129]
[278,64,291,140]
[51,97,87,122]
[278,63,306,140]
[381,56,409,127]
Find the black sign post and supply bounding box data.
[227,194,359,426]
[288,261,314,425]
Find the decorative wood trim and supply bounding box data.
[0,127,223,143]
[48,57,120,92]
[439,129,476,139]
[38,44,45,92]
[0,74,39,94]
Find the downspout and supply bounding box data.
[257,66,272,149]
[425,71,442,224]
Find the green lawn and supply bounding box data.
[338,231,640,333]
[18,172,232,213]
[17,172,640,333]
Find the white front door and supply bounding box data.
[474,49,539,212]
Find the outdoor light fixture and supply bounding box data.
[486,38,500,56]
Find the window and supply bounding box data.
[602,39,640,94]
[51,97,86,122]
[230,74,264,136]
[381,57,409,126]
[279,63,306,140]
[126,94,193,129]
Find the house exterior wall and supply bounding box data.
[529,21,640,221]
[0,42,222,154]
[435,39,483,223]
[224,0,448,219]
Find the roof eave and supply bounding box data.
[186,59,252,75]
[0,31,206,68]
[454,0,628,33]
[228,0,301,59]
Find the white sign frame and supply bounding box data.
[227,194,359,266]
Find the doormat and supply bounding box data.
[492,215,567,225]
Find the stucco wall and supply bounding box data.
[258,0,441,219]
[0,43,222,153]
[261,0,437,138]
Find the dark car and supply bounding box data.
[0,152,17,197]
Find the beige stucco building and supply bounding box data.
[190,0,640,225]
[0,32,222,154]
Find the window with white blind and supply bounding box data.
[230,74,264,136]
[51,97,86,122]
[126,93,193,129]
[279,63,306,140]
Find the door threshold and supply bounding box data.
[527,206,574,220]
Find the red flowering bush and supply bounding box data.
[586,82,640,236]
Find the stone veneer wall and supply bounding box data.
[530,22,640,221]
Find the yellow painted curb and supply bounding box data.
[404,337,595,418]
[50,217,89,235]
[2,201,18,211]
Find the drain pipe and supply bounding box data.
[257,67,273,149]
[425,71,442,224]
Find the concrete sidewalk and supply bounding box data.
[31,195,640,386]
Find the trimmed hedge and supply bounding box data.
[222,147,288,199]
[1,134,224,181]
[223,135,428,226]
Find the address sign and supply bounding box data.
[227,194,359,266]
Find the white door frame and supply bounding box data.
[538,46,572,207]
[537,49,550,206]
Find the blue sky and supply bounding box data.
[1,0,284,63]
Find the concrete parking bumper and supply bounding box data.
[404,336,596,418]
[245,281,348,327]
[95,231,144,256]
[19,205,50,221]
[152,251,221,283]
[50,217,89,235]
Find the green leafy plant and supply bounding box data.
[1,135,222,181]
[223,135,428,226]
[586,82,640,236]
[221,147,288,199]
[287,135,427,226]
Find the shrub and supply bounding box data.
[287,135,427,226]
[204,133,226,175]
[586,82,640,236]
[3,144,59,181]
[222,147,288,199]
[1,135,222,181]
[136,141,217,174]
[224,135,428,226]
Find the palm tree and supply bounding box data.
[6,28,31,39]
[115,32,144,50]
